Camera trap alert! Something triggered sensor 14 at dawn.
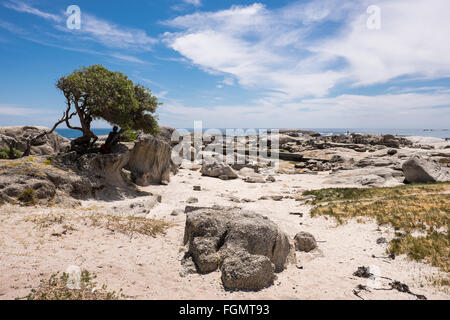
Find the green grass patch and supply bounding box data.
[389,232,449,272]
[43,156,53,166]
[305,182,450,273]
[120,129,138,142]
[303,182,450,205]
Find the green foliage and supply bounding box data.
[17,188,37,206]
[0,147,22,159]
[303,182,450,205]
[56,65,160,135]
[120,129,138,142]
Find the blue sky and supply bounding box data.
[0,0,449,129]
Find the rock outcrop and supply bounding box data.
[51,144,146,200]
[183,207,292,290]
[0,142,152,205]
[75,144,131,187]
[200,160,238,180]
[157,126,180,147]
[402,155,450,183]
[0,126,70,155]
[127,135,174,186]
[325,167,404,186]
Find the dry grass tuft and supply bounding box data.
[389,232,449,272]
[17,188,38,206]
[88,214,170,237]
[18,270,125,300]
[24,212,66,229]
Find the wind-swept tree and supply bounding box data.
[23,65,160,155]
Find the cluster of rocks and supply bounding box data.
[0,126,178,204]
[278,133,412,154]
[200,159,238,180]
[182,206,319,291]
[172,128,449,186]
[0,126,70,156]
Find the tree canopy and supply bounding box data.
[21,65,159,156]
[56,64,160,144]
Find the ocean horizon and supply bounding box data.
[55,128,450,140]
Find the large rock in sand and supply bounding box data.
[402,155,450,183]
[127,135,174,185]
[183,207,292,290]
[200,160,238,180]
[0,126,70,155]
[294,232,317,252]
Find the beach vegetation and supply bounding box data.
[19,270,124,300]
[305,182,450,272]
[0,147,22,159]
[87,214,170,237]
[17,188,37,206]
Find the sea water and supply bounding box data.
[55,128,450,140]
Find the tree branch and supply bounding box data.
[64,100,82,131]
[22,104,77,157]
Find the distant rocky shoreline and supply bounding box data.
[1,125,449,207]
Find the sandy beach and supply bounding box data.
[1,156,448,300]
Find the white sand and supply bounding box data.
[0,167,448,300]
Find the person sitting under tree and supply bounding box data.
[101,126,121,154]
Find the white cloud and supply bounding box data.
[0,21,148,65]
[63,13,158,50]
[3,1,157,51]
[0,104,54,116]
[159,92,450,129]
[109,53,147,64]
[163,0,450,103]
[183,0,202,7]
[3,0,63,22]
[313,0,450,86]
[0,20,27,35]
[220,77,235,86]
[163,3,349,99]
